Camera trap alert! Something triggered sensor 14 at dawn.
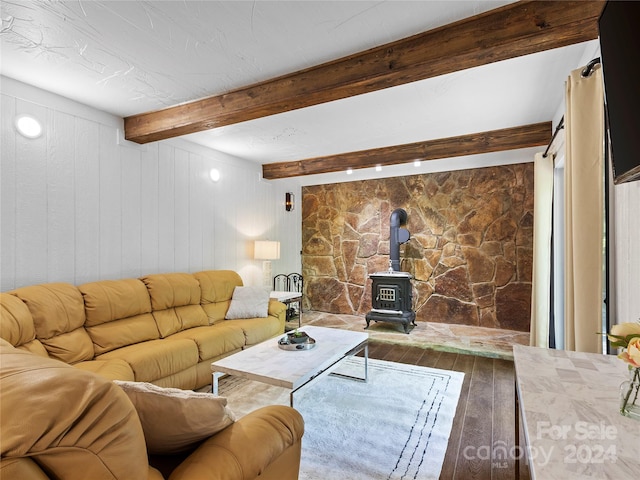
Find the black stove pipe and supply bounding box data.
[389,208,410,271]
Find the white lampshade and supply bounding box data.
[254,240,280,260]
[254,241,280,287]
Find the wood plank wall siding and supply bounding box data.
[0,84,302,291]
[123,1,605,180]
[262,122,551,179]
[364,342,531,480]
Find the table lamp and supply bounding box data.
[254,240,280,287]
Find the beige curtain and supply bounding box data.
[530,152,554,347]
[564,66,605,353]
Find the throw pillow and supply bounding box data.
[114,380,236,454]
[225,285,270,319]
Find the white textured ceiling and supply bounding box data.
[1,1,599,185]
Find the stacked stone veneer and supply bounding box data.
[301,163,534,332]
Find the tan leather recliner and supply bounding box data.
[0,340,304,480]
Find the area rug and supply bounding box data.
[217,357,464,480]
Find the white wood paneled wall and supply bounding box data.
[1,78,301,291]
[612,180,640,325]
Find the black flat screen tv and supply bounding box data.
[598,1,640,184]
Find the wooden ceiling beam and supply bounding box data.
[262,122,552,179]
[124,1,604,144]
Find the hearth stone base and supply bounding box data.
[365,310,416,334]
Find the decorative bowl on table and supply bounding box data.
[278,331,316,350]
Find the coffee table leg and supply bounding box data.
[364,343,368,382]
[212,372,224,395]
[288,340,368,408]
[329,341,368,383]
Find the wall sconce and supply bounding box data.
[285,192,294,211]
[15,114,43,139]
[254,240,280,287]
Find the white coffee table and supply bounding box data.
[211,325,368,406]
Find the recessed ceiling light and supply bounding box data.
[15,114,42,139]
[346,168,353,175]
[375,165,382,172]
[413,160,422,167]
[209,168,221,182]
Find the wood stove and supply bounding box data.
[365,271,416,333]
[365,208,416,333]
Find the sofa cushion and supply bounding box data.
[97,338,199,383]
[152,368,199,390]
[74,358,136,382]
[227,317,284,346]
[200,300,230,326]
[225,286,270,320]
[141,273,208,337]
[79,279,159,354]
[87,312,161,356]
[141,273,201,311]
[10,283,94,364]
[152,304,209,338]
[114,380,236,454]
[0,293,47,356]
[0,343,149,480]
[169,323,247,360]
[194,270,242,324]
[81,278,153,325]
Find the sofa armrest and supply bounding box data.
[169,405,304,480]
[0,344,150,480]
[268,299,287,318]
[0,458,50,480]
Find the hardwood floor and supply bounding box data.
[364,341,531,480]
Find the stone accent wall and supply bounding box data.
[301,163,534,332]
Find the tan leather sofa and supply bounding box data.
[0,270,304,479]
[0,270,286,390]
[0,339,304,480]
